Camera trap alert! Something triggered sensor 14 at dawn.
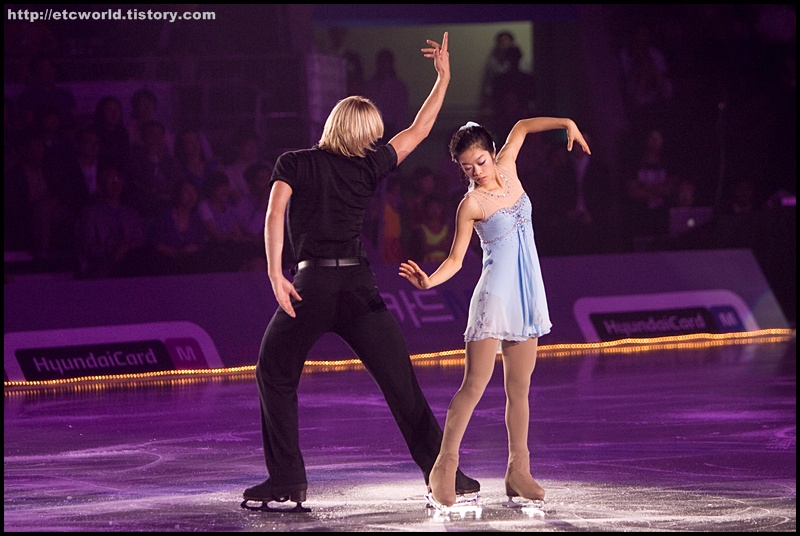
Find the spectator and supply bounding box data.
[197,170,259,271]
[542,134,617,255]
[725,178,757,217]
[35,104,88,215]
[55,126,102,209]
[362,48,410,142]
[378,174,406,265]
[325,26,364,95]
[623,127,679,250]
[222,128,270,204]
[174,127,218,192]
[409,195,453,264]
[14,54,77,134]
[478,30,517,126]
[4,97,21,188]
[236,162,273,239]
[93,95,130,173]
[127,120,182,229]
[149,180,209,275]
[75,167,147,279]
[234,161,294,272]
[401,165,441,258]
[402,165,440,226]
[490,45,536,141]
[35,103,73,170]
[4,18,60,59]
[128,88,176,155]
[673,177,700,208]
[4,131,76,266]
[618,24,675,135]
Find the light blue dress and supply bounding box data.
[463,168,552,343]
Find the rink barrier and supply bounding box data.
[4,249,790,385]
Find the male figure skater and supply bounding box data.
[243,32,480,511]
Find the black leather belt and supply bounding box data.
[295,257,365,272]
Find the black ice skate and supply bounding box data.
[454,468,480,497]
[424,468,481,496]
[241,479,310,513]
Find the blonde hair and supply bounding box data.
[318,96,384,158]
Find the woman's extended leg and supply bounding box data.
[428,338,498,506]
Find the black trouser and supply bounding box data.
[255,263,443,486]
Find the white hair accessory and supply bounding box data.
[459,121,481,130]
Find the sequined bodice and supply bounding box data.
[473,193,532,245]
[466,166,530,245]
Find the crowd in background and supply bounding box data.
[4,75,273,279]
[3,6,795,324]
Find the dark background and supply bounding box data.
[4,4,795,324]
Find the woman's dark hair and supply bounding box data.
[448,122,495,162]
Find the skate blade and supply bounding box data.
[502,496,545,517]
[456,490,480,502]
[425,493,483,520]
[240,499,311,513]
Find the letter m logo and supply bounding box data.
[175,346,197,362]
[709,306,745,332]
[165,338,209,369]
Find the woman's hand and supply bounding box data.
[565,119,591,154]
[398,260,432,290]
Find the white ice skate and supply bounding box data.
[501,495,545,517]
[425,491,482,520]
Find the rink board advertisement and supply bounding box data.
[4,322,223,382]
[573,290,759,342]
[4,249,789,380]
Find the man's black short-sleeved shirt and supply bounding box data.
[270,144,397,262]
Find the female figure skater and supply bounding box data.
[399,117,590,508]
